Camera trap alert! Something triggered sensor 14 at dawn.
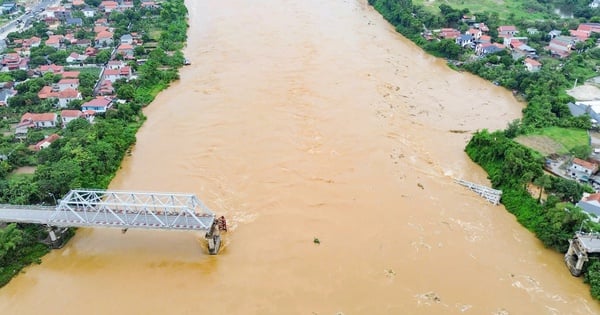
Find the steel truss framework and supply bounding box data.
[47,189,216,231]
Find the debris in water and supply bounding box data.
[313,237,320,245]
[417,183,424,189]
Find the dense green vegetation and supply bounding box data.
[368,0,600,300]
[0,0,189,287]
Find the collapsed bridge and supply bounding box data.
[0,189,226,254]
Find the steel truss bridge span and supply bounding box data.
[0,189,225,254]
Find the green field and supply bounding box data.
[515,127,589,155]
[413,0,557,21]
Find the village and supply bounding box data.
[0,0,161,152]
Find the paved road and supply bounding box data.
[0,0,60,40]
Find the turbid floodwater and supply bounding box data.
[1,0,600,314]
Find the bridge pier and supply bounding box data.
[205,216,227,255]
[45,226,70,249]
[565,232,600,276]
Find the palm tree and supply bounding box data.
[534,174,553,203]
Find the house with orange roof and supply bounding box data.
[439,28,461,39]
[523,58,541,72]
[38,64,64,74]
[23,36,41,49]
[81,97,112,113]
[15,112,58,137]
[570,158,599,181]
[98,80,114,96]
[57,78,79,91]
[57,88,82,108]
[45,35,63,49]
[31,134,60,151]
[66,52,88,63]
[466,28,482,40]
[116,43,134,57]
[85,46,98,57]
[38,86,59,99]
[95,30,114,47]
[546,36,577,58]
[99,1,119,12]
[497,25,518,38]
[61,109,94,127]
[72,0,85,6]
[103,69,120,82]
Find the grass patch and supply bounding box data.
[413,0,556,21]
[65,67,101,78]
[516,127,589,155]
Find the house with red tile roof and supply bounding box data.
[66,52,88,63]
[95,30,114,47]
[38,85,59,99]
[497,25,518,38]
[61,109,94,127]
[570,158,599,180]
[15,112,58,136]
[116,43,134,57]
[57,88,82,108]
[45,35,63,49]
[99,1,119,12]
[72,0,85,6]
[23,36,41,49]
[466,28,482,39]
[546,36,577,58]
[31,134,60,151]
[103,69,120,82]
[439,28,461,39]
[38,64,64,74]
[57,78,79,91]
[523,58,541,72]
[81,97,112,113]
[98,80,114,96]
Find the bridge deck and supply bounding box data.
[0,189,216,231]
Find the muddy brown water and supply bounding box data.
[1,0,599,314]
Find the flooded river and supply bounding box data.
[1,0,599,314]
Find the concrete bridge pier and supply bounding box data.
[565,232,600,276]
[45,226,70,249]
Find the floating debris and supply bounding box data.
[417,183,424,189]
[313,237,320,245]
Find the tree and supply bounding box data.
[96,50,111,64]
[571,145,592,160]
[533,174,552,203]
[0,224,24,264]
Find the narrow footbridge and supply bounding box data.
[454,178,502,205]
[0,189,225,254]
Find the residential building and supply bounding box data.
[498,25,518,38]
[31,134,60,151]
[81,97,112,113]
[523,58,541,72]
